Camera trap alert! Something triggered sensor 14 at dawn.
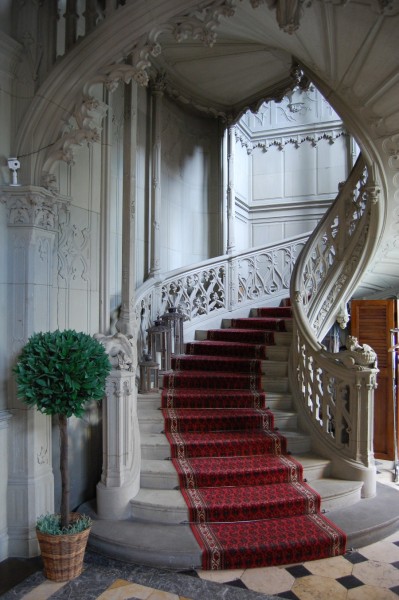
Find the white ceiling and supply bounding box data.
[147,0,399,297]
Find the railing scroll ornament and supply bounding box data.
[291,154,381,497]
[134,235,307,360]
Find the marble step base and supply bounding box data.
[83,482,399,571]
[130,478,363,524]
[140,452,332,490]
[140,430,312,461]
[222,318,293,333]
[138,408,298,434]
[195,330,292,346]
[137,391,294,413]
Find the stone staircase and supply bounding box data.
[133,309,363,560]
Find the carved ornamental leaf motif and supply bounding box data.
[7,194,58,231]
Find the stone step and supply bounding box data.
[222,318,293,332]
[138,392,162,411]
[140,452,332,490]
[265,345,290,361]
[262,376,290,392]
[140,430,311,461]
[266,392,293,411]
[274,331,292,346]
[138,408,298,434]
[130,478,362,524]
[261,360,288,376]
[194,330,292,346]
[85,481,399,571]
[311,478,363,512]
[87,509,202,570]
[183,343,289,362]
[138,391,294,413]
[162,359,288,377]
[249,307,292,317]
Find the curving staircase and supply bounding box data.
[133,304,361,569]
[87,154,399,569]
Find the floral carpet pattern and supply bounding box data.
[162,307,347,570]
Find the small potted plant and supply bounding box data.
[13,329,111,581]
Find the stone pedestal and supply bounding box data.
[4,186,67,556]
[96,337,140,519]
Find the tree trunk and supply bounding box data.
[59,414,70,529]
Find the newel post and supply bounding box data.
[96,333,140,519]
[345,366,378,498]
[352,368,378,467]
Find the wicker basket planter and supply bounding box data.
[36,513,91,582]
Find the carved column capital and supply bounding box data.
[2,186,70,231]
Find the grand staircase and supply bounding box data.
[134,304,362,570]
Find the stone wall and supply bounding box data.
[234,87,350,251]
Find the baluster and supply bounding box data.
[84,0,98,34]
[64,0,78,51]
[104,0,120,16]
[38,1,58,76]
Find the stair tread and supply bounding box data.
[136,307,348,568]
[142,430,309,445]
[133,478,362,509]
[140,408,296,420]
[311,478,363,498]
[141,452,330,476]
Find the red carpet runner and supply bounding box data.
[161,305,347,570]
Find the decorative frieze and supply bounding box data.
[236,88,347,154]
[4,187,64,231]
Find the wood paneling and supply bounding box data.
[351,299,398,460]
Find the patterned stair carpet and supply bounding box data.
[161,307,347,571]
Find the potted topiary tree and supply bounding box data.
[13,329,111,581]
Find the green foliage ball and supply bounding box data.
[14,330,112,418]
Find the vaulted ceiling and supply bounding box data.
[11,0,399,297]
[145,0,399,297]
[146,0,399,133]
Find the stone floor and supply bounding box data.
[2,532,399,600]
[2,464,399,600]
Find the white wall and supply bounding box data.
[161,97,221,271]
[48,84,106,513]
[234,87,350,250]
[0,29,22,561]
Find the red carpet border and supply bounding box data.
[161,305,347,570]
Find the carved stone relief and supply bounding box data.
[57,207,90,285]
[42,95,108,179]
[94,332,136,372]
[5,192,60,231]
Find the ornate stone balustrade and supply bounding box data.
[291,155,381,497]
[134,235,307,357]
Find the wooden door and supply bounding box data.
[351,299,398,460]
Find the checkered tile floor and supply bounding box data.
[2,532,399,600]
[196,532,399,599]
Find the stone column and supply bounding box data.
[99,87,112,334]
[226,124,236,255]
[0,411,12,561]
[97,78,141,520]
[149,76,164,278]
[96,334,140,519]
[116,79,138,337]
[4,186,67,557]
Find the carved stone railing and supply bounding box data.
[135,234,308,358]
[290,154,381,497]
